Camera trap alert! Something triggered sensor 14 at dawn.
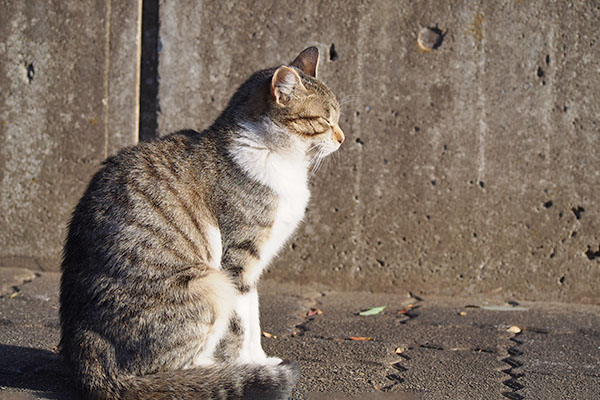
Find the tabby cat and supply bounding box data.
[59,47,344,399]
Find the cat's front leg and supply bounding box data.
[235,288,282,365]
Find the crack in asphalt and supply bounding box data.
[380,298,422,391]
[501,334,525,400]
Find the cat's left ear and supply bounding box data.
[271,66,305,106]
[290,46,319,78]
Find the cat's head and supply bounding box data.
[268,47,344,158]
[222,47,344,160]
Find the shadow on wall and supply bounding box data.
[0,344,78,399]
[139,0,160,142]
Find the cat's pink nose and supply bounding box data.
[334,126,345,144]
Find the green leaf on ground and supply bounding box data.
[359,305,386,316]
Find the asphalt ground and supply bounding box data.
[1,268,599,399]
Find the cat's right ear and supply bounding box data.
[270,66,305,107]
[290,46,320,78]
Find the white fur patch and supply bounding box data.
[230,119,309,196]
[205,224,222,269]
[229,118,310,286]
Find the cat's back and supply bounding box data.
[62,130,223,277]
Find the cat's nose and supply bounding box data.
[334,126,345,144]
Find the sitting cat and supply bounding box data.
[59,46,344,399]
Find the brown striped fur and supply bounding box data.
[60,47,342,399]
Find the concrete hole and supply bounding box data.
[329,43,338,61]
[26,63,34,83]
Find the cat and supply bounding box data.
[59,46,344,400]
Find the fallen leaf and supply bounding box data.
[398,307,408,315]
[459,311,467,316]
[394,346,405,354]
[507,325,522,334]
[8,292,18,299]
[359,306,386,316]
[262,331,277,339]
[348,336,373,341]
[307,308,323,317]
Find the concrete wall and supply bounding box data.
[156,0,599,303]
[0,1,141,270]
[1,1,598,303]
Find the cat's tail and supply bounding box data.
[119,360,300,400]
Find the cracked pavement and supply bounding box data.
[1,270,599,399]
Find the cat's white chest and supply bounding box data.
[246,159,309,286]
[264,186,309,259]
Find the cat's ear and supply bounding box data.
[270,66,305,106]
[290,46,319,78]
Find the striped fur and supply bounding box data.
[59,47,342,399]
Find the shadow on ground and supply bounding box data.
[0,344,77,399]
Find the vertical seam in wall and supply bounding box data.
[103,0,112,158]
[134,0,143,145]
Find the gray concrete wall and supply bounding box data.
[0,1,141,270]
[156,0,599,303]
[1,1,598,303]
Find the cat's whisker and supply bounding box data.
[338,94,361,106]
[335,149,342,164]
[309,144,325,164]
[309,150,321,175]
[306,143,321,156]
[312,148,329,174]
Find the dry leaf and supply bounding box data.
[8,292,18,299]
[348,336,373,341]
[394,346,405,354]
[398,307,408,315]
[507,325,522,334]
[459,311,467,316]
[262,331,277,339]
[307,308,323,317]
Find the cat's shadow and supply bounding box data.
[0,344,79,399]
